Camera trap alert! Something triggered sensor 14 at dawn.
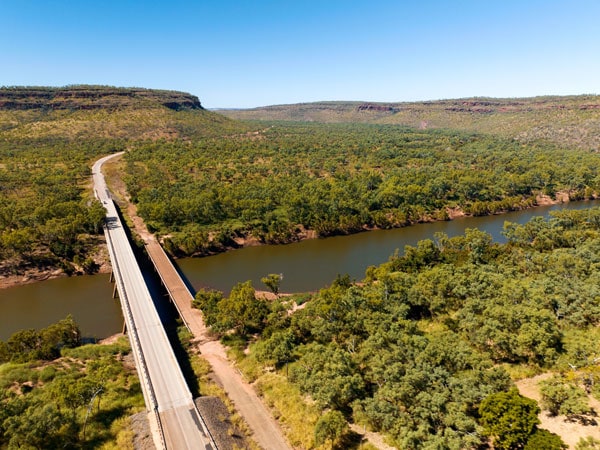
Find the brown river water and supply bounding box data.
[1,200,598,340]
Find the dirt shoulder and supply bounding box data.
[141,228,291,449]
[516,374,600,449]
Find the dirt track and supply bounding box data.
[102,153,408,449]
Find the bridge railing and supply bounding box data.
[95,155,217,449]
[103,200,167,450]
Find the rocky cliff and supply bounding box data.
[0,86,203,110]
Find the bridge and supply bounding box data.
[93,154,216,450]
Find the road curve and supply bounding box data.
[93,153,215,450]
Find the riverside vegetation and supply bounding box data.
[125,122,600,257]
[3,87,600,448]
[195,210,600,449]
[0,87,248,447]
[2,87,600,274]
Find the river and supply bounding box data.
[0,274,122,341]
[1,200,598,340]
[178,200,600,294]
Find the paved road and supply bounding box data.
[114,154,291,450]
[93,154,215,450]
[143,235,291,450]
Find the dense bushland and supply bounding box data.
[0,320,144,448]
[195,209,600,448]
[0,86,248,276]
[4,88,600,447]
[0,139,117,275]
[0,315,81,363]
[125,122,600,256]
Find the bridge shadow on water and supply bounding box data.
[112,203,201,398]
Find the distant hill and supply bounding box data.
[0,86,245,141]
[0,85,203,111]
[0,86,250,281]
[219,96,600,150]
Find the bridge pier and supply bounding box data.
[109,270,119,298]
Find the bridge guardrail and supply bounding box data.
[103,201,167,450]
[95,154,216,449]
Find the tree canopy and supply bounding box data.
[124,123,600,257]
[0,322,143,449]
[479,388,540,450]
[194,210,600,448]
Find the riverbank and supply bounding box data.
[0,246,112,290]
[179,192,574,259]
[0,192,580,292]
[0,267,66,290]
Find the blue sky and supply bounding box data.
[2,1,599,108]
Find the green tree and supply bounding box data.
[253,329,295,368]
[192,288,224,328]
[290,343,364,410]
[4,402,77,449]
[261,273,282,296]
[49,377,103,411]
[216,281,269,335]
[314,410,348,449]
[539,375,592,418]
[6,329,42,362]
[0,341,9,363]
[41,315,81,351]
[3,316,81,362]
[524,429,567,450]
[464,228,493,264]
[479,388,540,450]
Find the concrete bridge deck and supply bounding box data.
[93,153,216,450]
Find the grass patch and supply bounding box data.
[0,362,37,389]
[98,416,135,450]
[0,338,144,449]
[501,363,544,381]
[254,372,321,449]
[62,337,131,360]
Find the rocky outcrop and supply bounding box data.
[356,103,398,112]
[0,86,203,111]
